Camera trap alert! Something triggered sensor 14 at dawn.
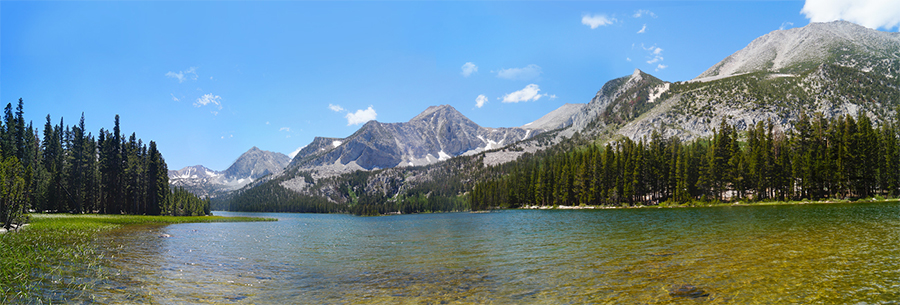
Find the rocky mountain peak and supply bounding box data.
[697,20,900,80]
[410,104,467,122]
[222,147,291,180]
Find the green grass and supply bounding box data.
[0,213,274,304]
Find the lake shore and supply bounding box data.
[518,197,900,210]
[0,213,275,303]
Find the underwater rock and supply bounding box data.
[669,284,709,298]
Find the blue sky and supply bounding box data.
[3,1,899,171]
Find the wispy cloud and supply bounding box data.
[475,94,488,108]
[779,21,794,30]
[496,64,542,81]
[279,127,291,132]
[289,145,306,158]
[195,93,222,108]
[166,67,198,83]
[171,94,180,102]
[502,84,549,103]
[461,62,478,77]
[637,24,647,34]
[656,64,668,71]
[346,106,377,125]
[801,0,900,30]
[633,9,657,18]
[643,44,664,64]
[328,104,345,112]
[582,14,616,29]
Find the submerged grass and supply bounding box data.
[519,197,900,210]
[0,213,274,304]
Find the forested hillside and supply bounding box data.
[471,113,900,209]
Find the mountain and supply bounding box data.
[566,69,668,134]
[219,21,900,213]
[168,165,218,181]
[287,105,537,174]
[612,21,900,142]
[222,146,292,180]
[698,21,900,80]
[521,103,585,130]
[169,147,290,198]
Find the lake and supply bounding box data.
[63,202,900,303]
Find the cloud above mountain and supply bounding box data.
[346,106,377,125]
[461,62,478,77]
[502,84,545,103]
[166,67,198,83]
[582,14,616,29]
[496,64,542,81]
[475,94,488,108]
[802,0,900,30]
[328,104,345,112]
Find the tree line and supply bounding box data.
[470,112,900,209]
[0,99,209,229]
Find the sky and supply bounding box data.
[3,1,900,171]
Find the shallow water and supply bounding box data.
[71,202,900,303]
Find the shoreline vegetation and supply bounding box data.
[517,197,899,210]
[0,213,274,303]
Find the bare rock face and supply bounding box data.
[521,103,585,130]
[288,105,537,172]
[223,147,291,181]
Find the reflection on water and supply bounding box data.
[62,202,900,303]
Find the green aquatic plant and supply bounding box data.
[0,214,274,303]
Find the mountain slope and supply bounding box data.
[698,21,900,80]
[522,103,585,130]
[613,21,900,142]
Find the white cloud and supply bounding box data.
[346,106,377,125]
[328,104,345,112]
[279,127,291,132]
[780,21,795,30]
[549,94,558,100]
[656,64,668,71]
[461,62,478,77]
[171,94,180,102]
[582,14,616,29]
[633,9,657,18]
[166,67,198,83]
[289,145,306,158]
[643,44,664,64]
[802,0,900,30]
[195,93,222,109]
[475,94,488,108]
[637,24,647,34]
[502,84,545,103]
[496,64,543,81]
[626,57,632,62]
